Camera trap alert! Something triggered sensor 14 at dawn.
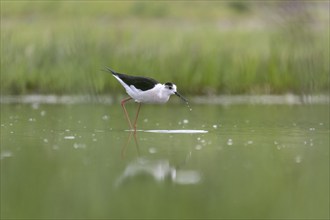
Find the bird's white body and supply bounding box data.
[113,75,176,104]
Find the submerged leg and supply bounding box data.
[121,97,133,130]
[133,103,142,132]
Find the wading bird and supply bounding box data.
[105,67,188,131]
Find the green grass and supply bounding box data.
[1,1,329,95]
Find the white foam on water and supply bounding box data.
[0,150,13,160]
[143,130,208,134]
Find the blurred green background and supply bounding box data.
[1,1,329,95]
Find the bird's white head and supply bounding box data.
[164,82,177,94]
[164,82,188,103]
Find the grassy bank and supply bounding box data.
[1,1,329,95]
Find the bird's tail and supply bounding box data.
[103,67,118,76]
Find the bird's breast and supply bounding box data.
[135,93,170,104]
[126,84,171,104]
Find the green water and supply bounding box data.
[1,103,329,219]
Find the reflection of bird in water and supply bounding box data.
[121,131,140,159]
[114,158,201,187]
[105,67,188,132]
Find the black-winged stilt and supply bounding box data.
[105,67,188,131]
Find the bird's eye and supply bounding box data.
[165,82,174,90]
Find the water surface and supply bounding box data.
[1,103,329,219]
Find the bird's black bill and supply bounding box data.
[175,91,188,103]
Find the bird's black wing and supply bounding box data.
[106,67,158,91]
[116,73,159,91]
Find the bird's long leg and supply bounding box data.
[121,97,133,130]
[133,103,142,132]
